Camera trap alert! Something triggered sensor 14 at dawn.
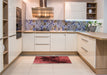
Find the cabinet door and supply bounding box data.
[0,40,3,72]
[8,36,17,64]
[65,2,86,19]
[51,33,66,51]
[8,0,16,36]
[16,38,22,54]
[66,34,77,51]
[22,33,35,51]
[88,37,96,68]
[0,0,3,38]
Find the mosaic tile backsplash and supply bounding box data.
[25,20,90,31]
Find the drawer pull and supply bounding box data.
[81,38,88,42]
[81,47,88,52]
[35,36,49,38]
[36,43,49,45]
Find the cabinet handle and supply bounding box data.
[81,47,88,52]
[9,34,16,37]
[36,43,49,45]
[35,36,49,38]
[81,38,88,42]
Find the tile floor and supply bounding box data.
[2,55,96,75]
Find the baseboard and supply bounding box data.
[78,53,96,73]
[0,52,22,75]
[21,51,78,56]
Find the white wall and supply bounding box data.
[23,0,39,20]
[23,0,94,20]
[48,0,65,20]
[104,0,107,33]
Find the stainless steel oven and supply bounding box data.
[16,7,22,39]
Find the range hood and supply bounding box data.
[32,0,54,19]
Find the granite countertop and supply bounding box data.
[22,30,107,40]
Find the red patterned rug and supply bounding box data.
[33,56,72,64]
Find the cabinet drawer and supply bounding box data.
[80,46,89,55]
[35,37,50,44]
[35,33,50,37]
[35,45,50,51]
[79,35,89,45]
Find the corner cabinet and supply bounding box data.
[78,34,96,68]
[65,2,86,19]
[51,33,66,51]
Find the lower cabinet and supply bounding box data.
[16,38,22,54]
[35,33,50,51]
[51,33,66,51]
[66,33,77,51]
[22,33,77,52]
[78,35,96,68]
[22,33,35,51]
[8,36,17,64]
[0,40,3,73]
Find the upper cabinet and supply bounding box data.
[8,0,16,36]
[0,0,3,38]
[65,2,86,20]
[87,3,97,19]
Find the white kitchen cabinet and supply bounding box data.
[78,35,96,68]
[0,52,3,73]
[22,33,35,51]
[66,34,77,51]
[0,19,2,39]
[0,0,3,39]
[51,33,66,51]
[0,40,3,73]
[87,37,96,68]
[8,0,16,36]
[35,33,50,51]
[35,45,50,51]
[16,38,22,54]
[65,2,86,19]
[8,36,17,64]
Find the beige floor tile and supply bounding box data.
[2,56,96,75]
[29,71,53,75]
